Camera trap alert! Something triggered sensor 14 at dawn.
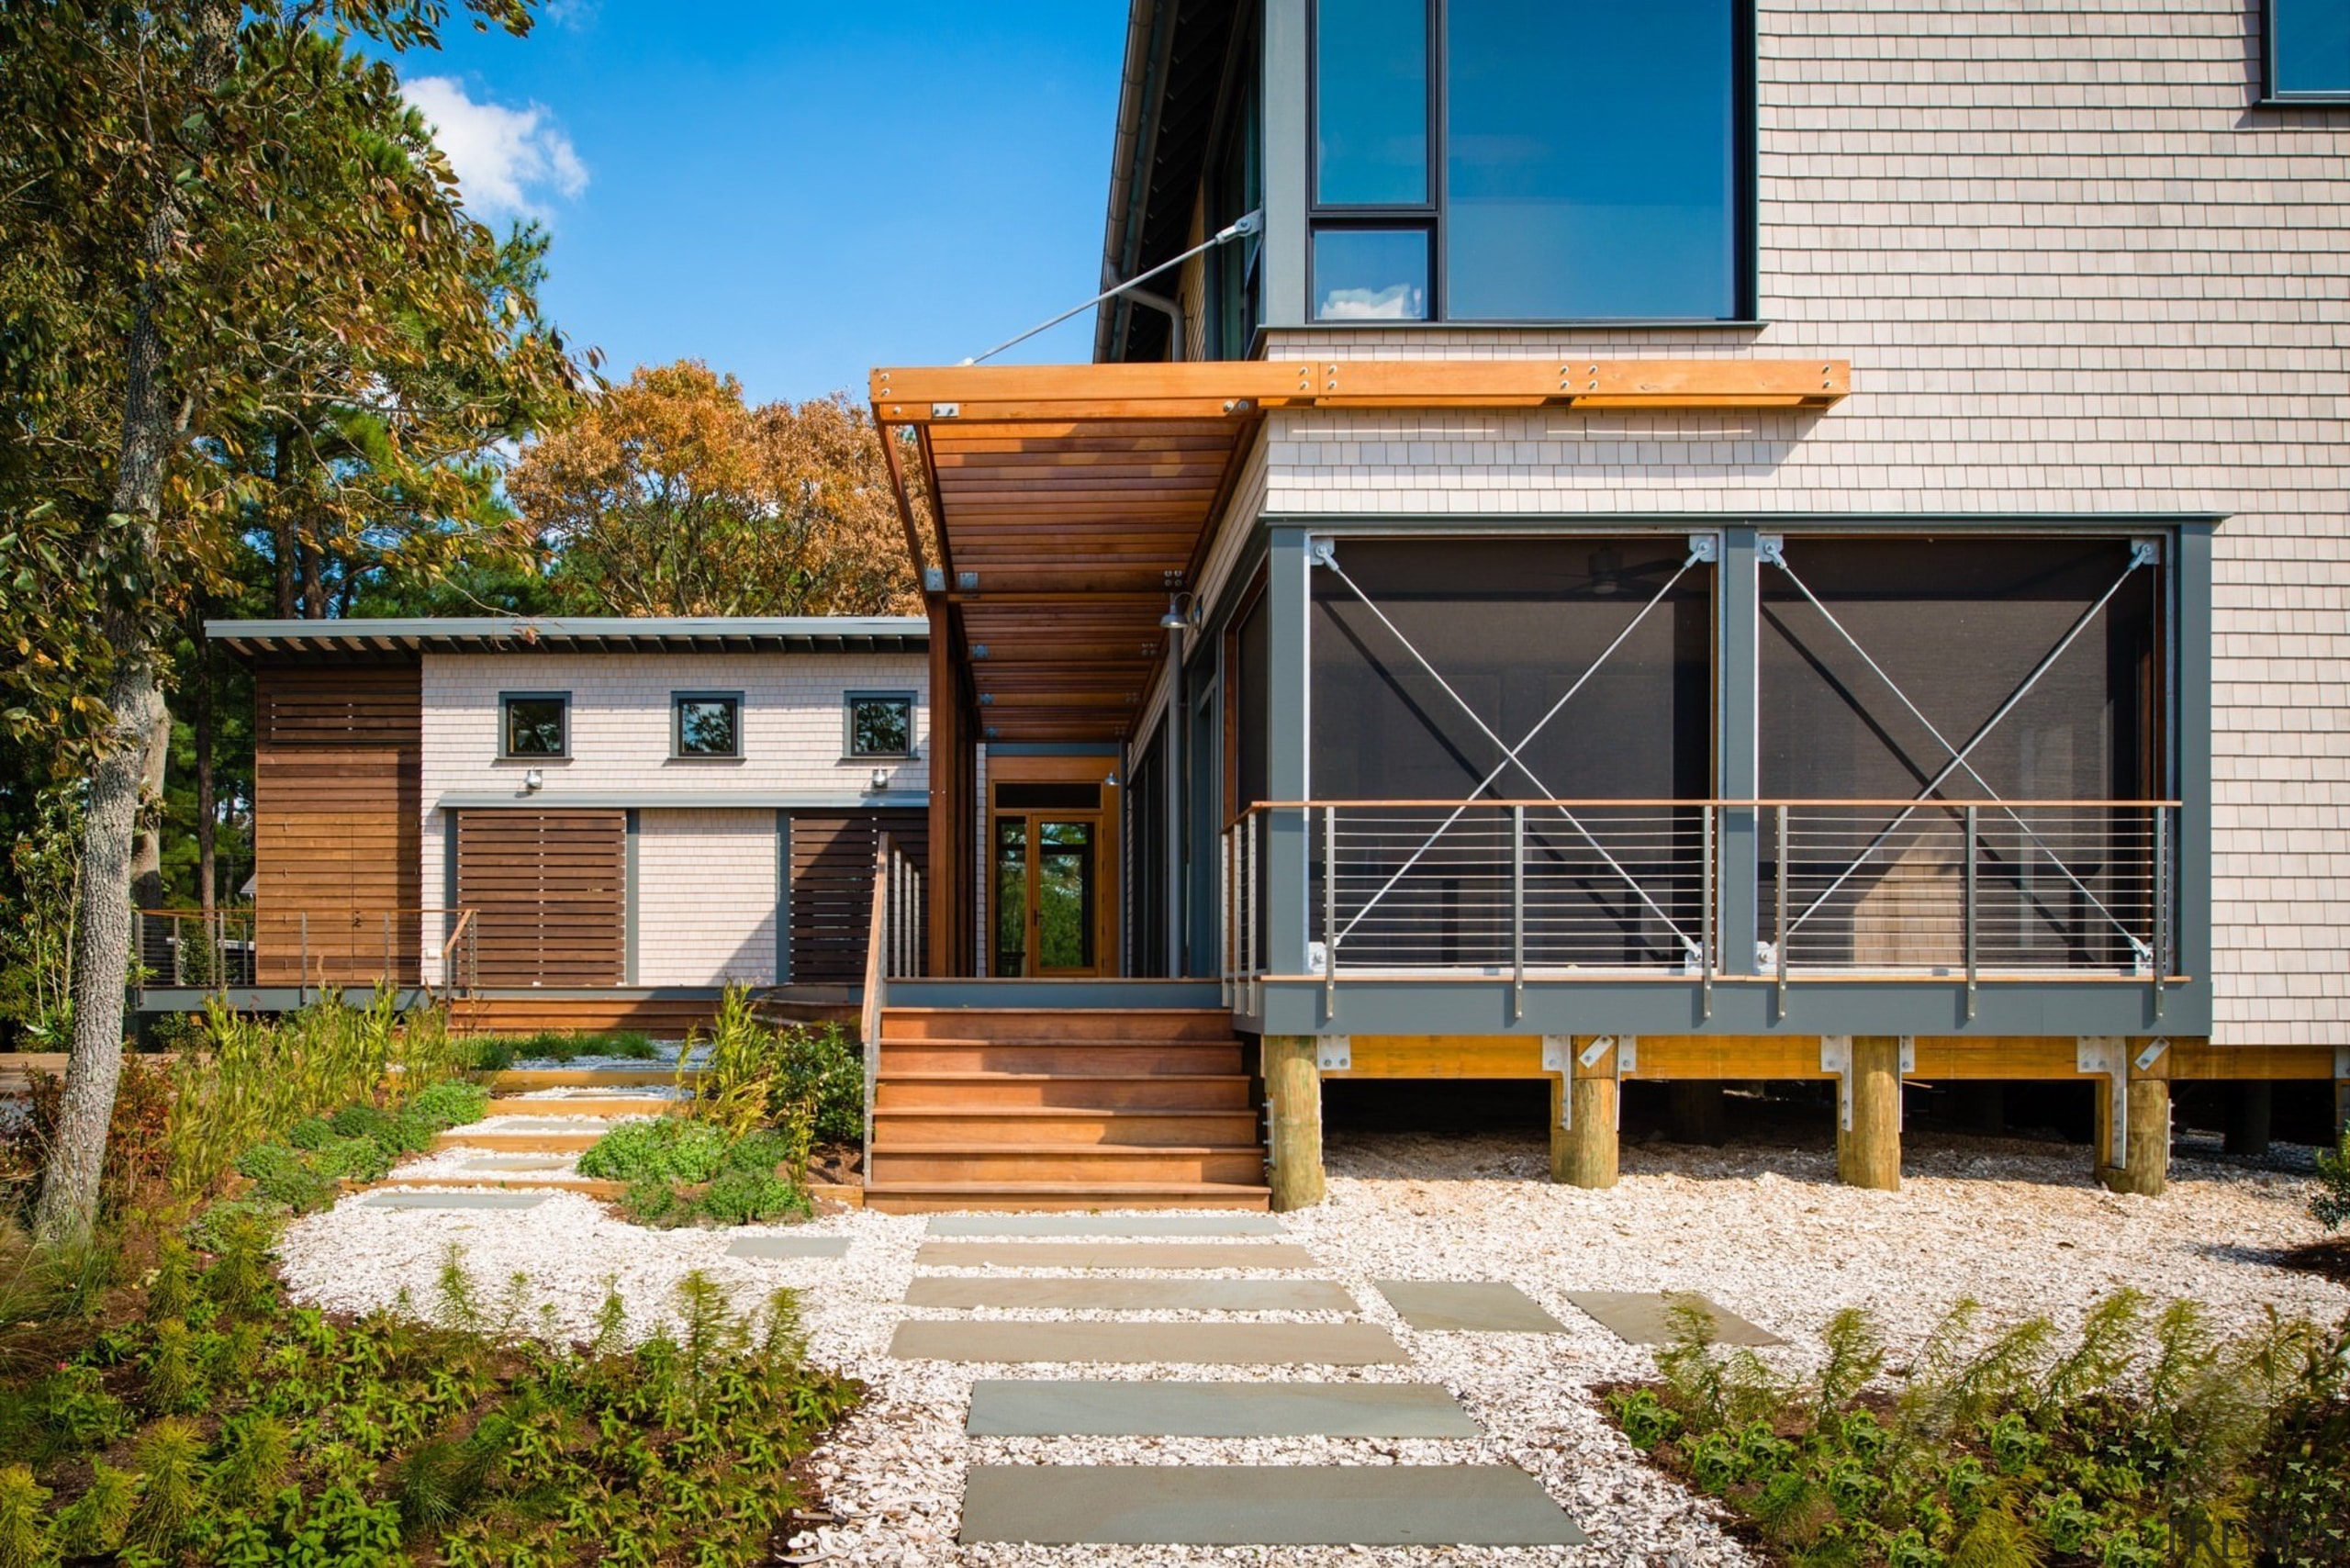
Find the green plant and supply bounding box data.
[576,1118,731,1185]
[2311,1126,2350,1231]
[684,987,861,1144]
[0,788,80,1052]
[407,1080,490,1129]
[230,1144,339,1213]
[0,1464,52,1568]
[48,1463,130,1559]
[124,1417,206,1555]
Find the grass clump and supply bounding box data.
[1606,1291,2350,1567]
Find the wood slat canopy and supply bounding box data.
[872,358,1849,747]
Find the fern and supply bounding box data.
[124,1417,207,1554]
[50,1463,133,1559]
[1947,1498,2047,1568]
[2036,1289,2144,1415]
[1817,1307,1886,1415]
[0,1466,52,1568]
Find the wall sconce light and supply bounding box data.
[1158,592,1200,632]
[522,768,543,793]
[869,767,891,792]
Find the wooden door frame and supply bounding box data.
[984,753,1122,978]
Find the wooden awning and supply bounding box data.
[872,359,1849,745]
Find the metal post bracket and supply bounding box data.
[1821,1036,1853,1132]
[1687,532,1721,565]
[1306,537,1337,569]
[2078,1036,2129,1168]
[2133,1037,2170,1074]
[1316,1036,1352,1072]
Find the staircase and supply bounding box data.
[865,1006,1270,1212]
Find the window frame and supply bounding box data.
[844,690,918,760]
[2262,0,2350,103]
[1305,0,1759,326]
[498,690,570,761]
[670,690,744,761]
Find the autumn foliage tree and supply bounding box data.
[510,359,921,617]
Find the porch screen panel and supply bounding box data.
[454,810,625,986]
[1759,537,2159,972]
[789,812,929,983]
[1309,538,1711,969]
[1127,734,1166,977]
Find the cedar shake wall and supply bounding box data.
[252,661,422,985]
[1214,0,2347,1046]
[634,809,781,987]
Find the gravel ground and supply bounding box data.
[274,1128,2350,1567]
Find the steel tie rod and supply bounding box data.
[1317,547,1704,954]
[1773,549,2152,947]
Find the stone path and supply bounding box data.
[1565,1290,1787,1347]
[892,1212,1591,1549]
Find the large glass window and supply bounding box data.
[2269,0,2350,98]
[1310,0,1747,321]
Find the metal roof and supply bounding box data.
[207,616,930,659]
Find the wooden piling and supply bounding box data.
[2098,1077,2170,1197]
[1262,1036,1325,1211]
[1550,1038,1619,1188]
[2224,1082,2271,1158]
[1836,1036,1903,1192]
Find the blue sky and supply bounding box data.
[397,2,1130,405]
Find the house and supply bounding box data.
[169,618,931,1036]
[851,0,2350,1210]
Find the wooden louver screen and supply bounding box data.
[790,812,927,984]
[454,811,627,987]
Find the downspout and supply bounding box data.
[1097,0,1176,364]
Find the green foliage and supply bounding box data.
[2311,1126,2350,1232]
[687,986,861,1143]
[576,1118,731,1185]
[0,789,78,1051]
[461,1030,657,1072]
[0,1229,856,1566]
[587,1119,815,1228]
[407,1080,490,1129]
[231,1143,340,1213]
[1610,1292,2350,1568]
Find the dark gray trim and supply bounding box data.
[2176,522,2215,989]
[670,689,744,759]
[776,809,791,984]
[987,742,1123,756]
[1261,511,2232,531]
[623,809,640,985]
[498,690,569,760]
[207,615,927,657]
[888,978,1225,1010]
[845,689,918,759]
[1261,0,1309,328]
[1266,528,1312,979]
[1245,976,2211,1038]
[437,790,930,810]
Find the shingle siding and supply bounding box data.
[1250,0,2349,1045]
[635,809,780,987]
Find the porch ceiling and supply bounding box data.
[870,359,1851,745]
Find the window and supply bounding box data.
[2267,0,2350,99]
[672,692,742,758]
[846,692,914,758]
[500,693,567,758]
[1310,0,1750,322]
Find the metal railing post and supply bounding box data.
[1964,804,1978,1021]
[1700,804,1715,1019]
[1326,804,1340,1022]
[1218,826,1232,1004]
[2153,805,2169,1019]
[1244,810,1259,1012]
[1774,805,1789,1020]
[299,913,309,1008]
[1510,803,1525,1022]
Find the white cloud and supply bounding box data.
[403,74,588,220]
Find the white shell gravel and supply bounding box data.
[274,1126,2350,1566]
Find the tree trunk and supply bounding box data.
[299,532,325,618]
[195,618,217,932]
[273,434,296,617]
[35,0,240,1247]
[129,700,171,914]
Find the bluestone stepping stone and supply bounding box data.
[725,1236,849,1260]
[905,1276,1352,1312]
[958,1465,1585,1546]
[359,1191,547,1211]
[927,1214,1284,1238]
[966,1379,1480,1438]
[1372,1280,1566,1333]
[1565,1291,1786,1347]
[889,1320,1403,1365]
[914,1241,1314,1271]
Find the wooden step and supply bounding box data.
[862,1182,1271,1214]
[880,1008,1235,1043]
[876,1073,1254,1110]
[435,1127,610,1153]
[487,1068,702,1091]
[879,1042,1242,1076]
[872,1108,1261,1148]
[870,1144,1268,1186]
[359,1174,626,1198]
[485,1096,683,1118]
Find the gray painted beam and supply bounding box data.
[957,1465,1585,1546]
[965,1380,1480,1438]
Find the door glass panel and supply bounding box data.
[1035,821,1095,971]
[993,819,1027,977]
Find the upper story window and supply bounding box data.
[1312,0,1750,323]
[2267,0,2350,99]
[846,692,915,759]
[500,693,568,759]
[673,692,742,758]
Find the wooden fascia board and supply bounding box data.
[870,358,1850,422]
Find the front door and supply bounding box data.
[992,813,1105,976]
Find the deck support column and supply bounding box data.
[1834,1036,1903,1192]
[1262,1036,1324,1211]
[2225,1082,2271,1158]
[2096,1073,2170,1198]
[1550,1036,1619,1189]
[1667,1082,1727,1146]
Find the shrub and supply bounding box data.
[230,1145,339,1214]
[576,1119,731,1185]
[2311,1128,2350,1232]
[1,1051,173,1206]
[406,1080,489,1130]
[688,985,861,1144]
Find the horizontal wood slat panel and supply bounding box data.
[791,812,926,984]
[456,811,625,987]
[253,662,420,985]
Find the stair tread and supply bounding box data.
[881,1072,1250,1082]
[882,1037,1240,1047]
[864,1181,1271,1195]
[873,1141,1264,1156]
[876,1107,1248,1118]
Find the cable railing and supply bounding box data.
[1221,799,2179,1013]
[134,908,482,1002]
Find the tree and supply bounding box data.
[0,0,583,1242]
[511,359,922,617]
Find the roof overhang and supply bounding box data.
[208,616,930,660]
[873,358,1851,745]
